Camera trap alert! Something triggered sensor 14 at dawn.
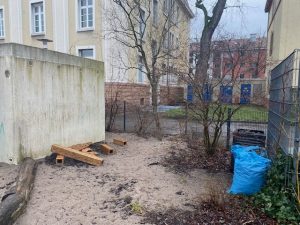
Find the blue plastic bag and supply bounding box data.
[229,145,271,195]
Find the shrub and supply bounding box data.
[253,151,300,224]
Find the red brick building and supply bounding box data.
[189,36,267,105]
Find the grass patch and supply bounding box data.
[164,105,268,122]
[130,201,143,215]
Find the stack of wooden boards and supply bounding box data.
[51,138,127,166]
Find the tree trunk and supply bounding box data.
[0,158,37,225]
[195,0,227,81]
[151,82,162,139]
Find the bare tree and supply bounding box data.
[186,32,267,155]
[106,0,191,138]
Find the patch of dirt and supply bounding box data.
[162,141,232,173]
[10,133,273,225]
[142,197,276,225]
[0,163,19,200]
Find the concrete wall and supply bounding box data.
[0,43,105,164]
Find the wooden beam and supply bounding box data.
[113,138,127,146]
[81,148,92,153]
[56,155,65,165]
[100,144,114,154]
[69,142,92,151]
[51,145,103,166]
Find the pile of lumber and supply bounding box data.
[51,138,126,166]
[51,143,104,166]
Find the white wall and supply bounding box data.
[0,43,105,164]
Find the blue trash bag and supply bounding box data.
[229,145,271,195]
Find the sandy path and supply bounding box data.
[14,133,231,225]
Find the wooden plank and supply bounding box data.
[88,151,98,156]
[69,142,92,151]
[56,155,65,165]
[51,145,103,166]
[81,148,92,153]
[100,144,114,154]
[113,138,127,146]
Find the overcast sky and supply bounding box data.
[188,0,268,38]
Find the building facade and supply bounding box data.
[0,0,193,106]
[104,0,194,105]
[0,0,104,61]
[265,0,300,74]
[189,36,267,105]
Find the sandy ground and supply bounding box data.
[1,133,231,225]
[0,163,19,200]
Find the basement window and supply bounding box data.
[78,47,95,59]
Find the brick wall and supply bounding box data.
[105,83,184,106]
[160,86,185,105]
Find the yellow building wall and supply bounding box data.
[126,0,191,84]
[0,0,10,43]
[267,0,300,68]
[68,0,103,61]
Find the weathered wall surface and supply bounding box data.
[105,83,184,106]
[0,43,105,164]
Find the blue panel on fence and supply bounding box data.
[187,84,193,103]
[240,84,252,104]
[220,85,233,103]
[229,145,271,195]
[203,84,212,102]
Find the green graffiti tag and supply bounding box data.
[0,122,4,136]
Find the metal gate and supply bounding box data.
[240,84,251,104]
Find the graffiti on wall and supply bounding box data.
[0,122,4,137]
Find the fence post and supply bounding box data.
[226,107,232,150]
[123,101,126,132]
[185,102,188,135]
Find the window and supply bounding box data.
[152,0,158,26]
[169,32,174,48]
[163,29,168,49]
[78,0,94,30]
[78,48,94,59]
[0,8,4,38]
[240,73,244,79]
[226,63,232,69]
[139,8,145,40]
[137,55,144,83]
[252,72,258,78]
[152,40,158,56]
[31,2,44,34]
[176,6,180,24]
[163,0,168,14]
[270,32,274,56]
[240,63,245,67]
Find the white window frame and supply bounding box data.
[76,45,96,59]
[163,0,169,15]
[137,54,145,83]
[29,0,46,36]
[152,0,159,27]
[139,6,146,41]
[76,0,95,32]
[0,6,5,39]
